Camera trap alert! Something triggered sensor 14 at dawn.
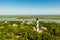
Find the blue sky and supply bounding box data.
[0,0,60,15]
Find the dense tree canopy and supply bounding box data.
[0,21,60,40]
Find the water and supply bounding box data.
[0,18,60,23]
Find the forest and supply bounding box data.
[0,21,60,40]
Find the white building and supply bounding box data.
[12,24,17,26]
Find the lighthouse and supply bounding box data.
[36,16,39,32]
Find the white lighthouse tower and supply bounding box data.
[36,16,39,32]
